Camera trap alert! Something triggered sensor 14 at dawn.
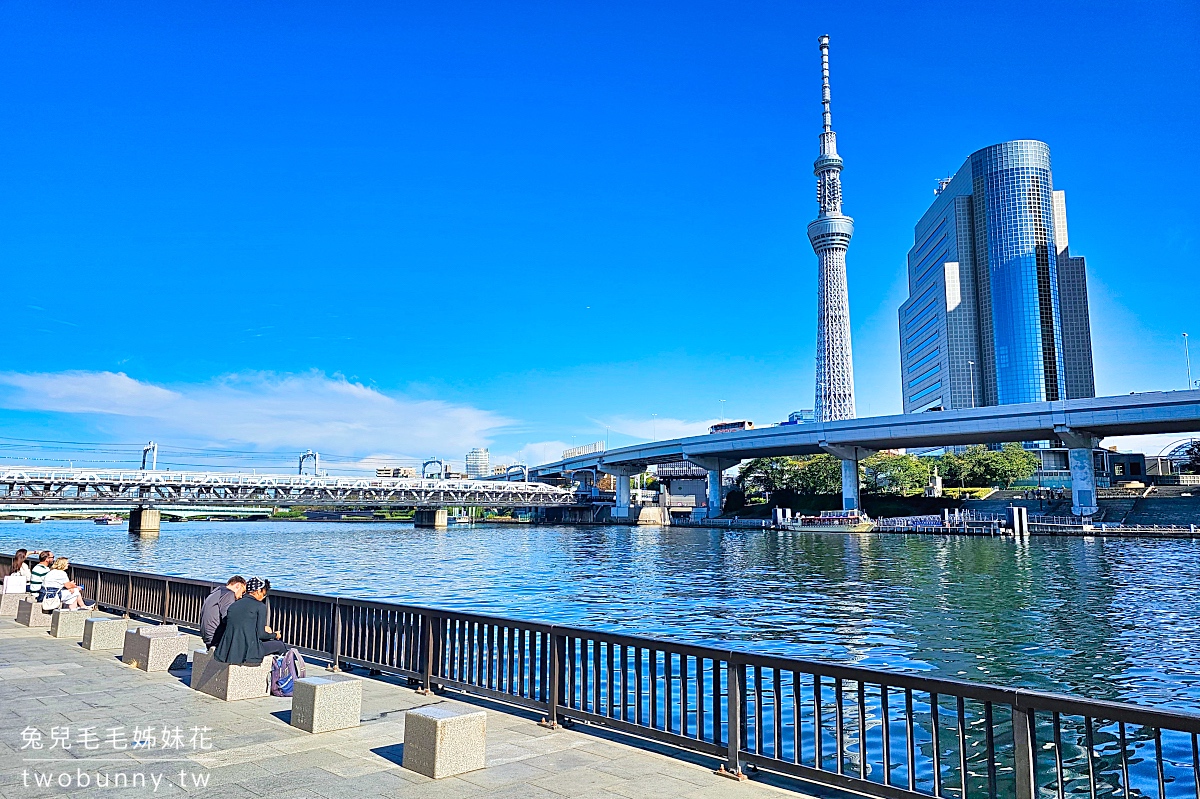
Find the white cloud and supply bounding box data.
[0,370,179,416]
[599,415,716,442]
[489,440,571,468]
[0,370,512,458]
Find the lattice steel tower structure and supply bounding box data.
[807,34,856,421]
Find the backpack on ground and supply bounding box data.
[270,648,307,697]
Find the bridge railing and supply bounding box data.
[5,554,1200,799]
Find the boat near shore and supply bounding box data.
[94,515,123,525]
[780,509,875,533]
[489,513,533,524]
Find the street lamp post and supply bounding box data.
[652,413,657,441]
[1185,333,1192,390]
[968,361,976,409]
[719,399,726,421]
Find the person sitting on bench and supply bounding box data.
[213,577,288,665]
[28,551,53,595]
[200,575,247,651]
[42,557,92,610]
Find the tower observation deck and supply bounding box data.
[807,34,857,422]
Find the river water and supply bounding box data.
[5,520,1199,712]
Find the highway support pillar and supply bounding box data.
[128,507,161,536]
[414,509,448,528]
[598,464,645,521]
[820,444,874,512]
[685,456,737,518]
[1056,427,1100,517]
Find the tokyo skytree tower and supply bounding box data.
[807,34,856,421]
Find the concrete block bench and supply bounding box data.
[1,593,32,618]
[291,674,361,734]
[83,617,129,650]
[190,649,272,701]
[402,703,486,779]
[122,626,191,671]
[50,608,93,639]
[15,599,54,628]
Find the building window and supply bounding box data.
[911,381,942,402]
[1130,462,1141,476]
[909,365,941,388]
[1113,464,1124,476]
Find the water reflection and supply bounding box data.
[3,520,1198,710]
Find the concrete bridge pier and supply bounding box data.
[820,444,874,512]
[685,456,737,518]
[128,507,161,536]
[1057,428,1100,517]
[599,464,644,520]
[414,509,449,528]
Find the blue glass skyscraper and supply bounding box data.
[898,140,1094,413]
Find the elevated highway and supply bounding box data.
[531,390,1200,518]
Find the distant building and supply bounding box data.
[655,461,709,479]
[376,466,416,478]
[1027,447,1145,488]
[898,140,1095,414]
[465,448,489,478]
[1146,455,1178,477]
[784,410,816,425]
[1166,440,1197,470]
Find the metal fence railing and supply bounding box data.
[672,518,772,529]
[4,554,1200,799]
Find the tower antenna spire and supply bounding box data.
[819,33,832,134]
[807,34,857,426]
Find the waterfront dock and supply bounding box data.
[0,617,799,799]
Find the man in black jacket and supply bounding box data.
[199,576,246,650]
[214,577,288,665]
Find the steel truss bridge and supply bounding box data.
[0,470,575,509]
[0,504,273,520]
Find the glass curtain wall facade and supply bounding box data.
[899,140,1095,414]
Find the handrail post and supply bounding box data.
[1013,700,1037,799]
[162,579,170,623]
[124,573,132,619]
[329,598,342,672]
[418,613,435,695]
[540,629,561,729]
[717,656,747,780]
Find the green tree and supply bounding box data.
[935,451,972,488]
[1183,441,1200,475]
[736,455,843,499]
[960,445,993,487]
[736,457,802,500]
[963,443,1040,487]
[795,454,843,495]
[862,453,931,495]
[993,443,1041,487]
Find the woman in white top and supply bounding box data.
[12,550,31,581]
[43,557,88,610]
[3,550,31,593]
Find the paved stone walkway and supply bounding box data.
[0,616,807,798]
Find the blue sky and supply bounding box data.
[0,0,1196,472]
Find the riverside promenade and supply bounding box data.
[0,616,802,799]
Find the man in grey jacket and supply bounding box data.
[200,576,247,650]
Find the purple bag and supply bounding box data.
[270,648,307,697]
